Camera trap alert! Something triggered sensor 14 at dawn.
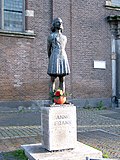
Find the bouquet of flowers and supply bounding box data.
[50,89,66,104]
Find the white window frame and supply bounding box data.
[0,0,25,32]
[106,0,120,7]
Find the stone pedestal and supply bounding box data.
[41,104,77,151]
[21,104,103,160]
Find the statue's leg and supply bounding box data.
[59,76,65,93]
[49,76,56,93]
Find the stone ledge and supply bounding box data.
[0,30,36,39]
[105,5,120,11]
[21,142,102,160]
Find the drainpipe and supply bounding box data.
[111,35,116,97]
[111,35,117,107]
[107,15,120,107]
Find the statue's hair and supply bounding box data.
[51,18,63,33]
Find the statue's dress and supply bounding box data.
[47,32,70,76]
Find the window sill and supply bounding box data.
[105,4,120,11]
[0,30,36,39]
[107,15,120,22]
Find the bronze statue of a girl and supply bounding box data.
[47,18,70,94]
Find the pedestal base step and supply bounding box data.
[21,141,102,160]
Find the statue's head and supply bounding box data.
[51,18,63,32]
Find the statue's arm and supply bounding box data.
[47,35,52,58]
[65,36,67,46]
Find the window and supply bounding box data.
[0,0,24,32]
[112,0,120,6]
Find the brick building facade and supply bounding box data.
[0,0,120,107]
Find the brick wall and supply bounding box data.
[71,0,111,98]
[0,0,120,102]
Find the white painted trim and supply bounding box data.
[106,0,112,6]
[106,0,120,7]
[25,30,34,34]
[25,10,34,17]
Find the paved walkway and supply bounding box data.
[0,107,120,159]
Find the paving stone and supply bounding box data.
[100,113,120,120]
[0,108,120,159]
[78,130,120,159]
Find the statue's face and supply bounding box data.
[54,18,63,30]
